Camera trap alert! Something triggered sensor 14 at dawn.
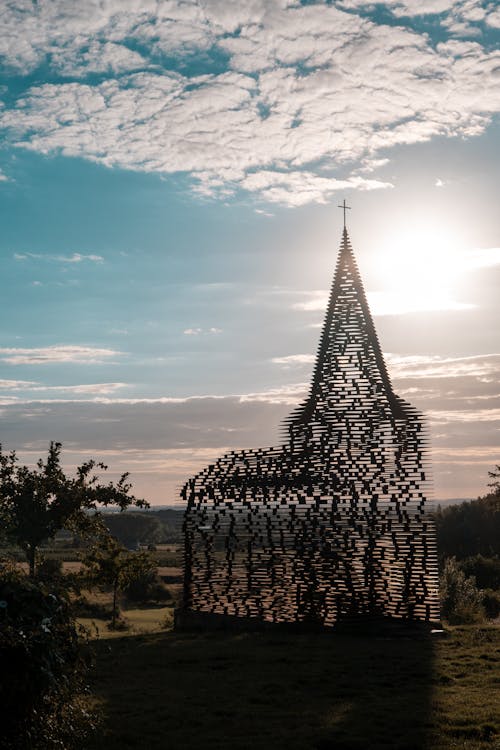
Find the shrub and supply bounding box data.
[440,557,485,625]
[482,589,500,620]
[71,594,112,619]
[0,562,96,749]
[460,555,500,590]
[161,608,174,630]
[124,569,172,604]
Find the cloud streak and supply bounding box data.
[183,327,222,336]
[14,252,103,263]
[386,353,500,380]
[0,345,123,365]
[271,354,315,367]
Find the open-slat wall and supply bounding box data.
[181,228,441,628]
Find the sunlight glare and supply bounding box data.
[366,223,475,316]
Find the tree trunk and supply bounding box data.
[112,579,118,629]
[28,546,36,578]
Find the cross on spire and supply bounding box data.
[338,199,351,229]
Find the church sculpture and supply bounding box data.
[181,213,440,629]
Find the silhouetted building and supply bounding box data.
[180,225,440,629]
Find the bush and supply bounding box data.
[482,589,500,620]
[0,562,96,749]
[123,569,172,604]
[460,555,500,590]
[440,557,485,625]
[71,594,112,619]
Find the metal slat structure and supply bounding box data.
[180,225,440,629]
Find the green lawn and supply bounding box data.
[87,624,500,750]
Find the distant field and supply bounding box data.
[86,624,500,750]
[78,606,173,639]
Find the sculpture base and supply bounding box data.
[174,608,443,637]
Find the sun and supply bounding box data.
[365,223,474,317]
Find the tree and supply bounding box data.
[82,534,155,628]
[488,465,500,498]
[0,442,147,577]
[440,557,484,624]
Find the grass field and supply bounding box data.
[86,624,500,750]
[78,606,173,639]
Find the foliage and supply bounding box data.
[0,441,147,576]
[460,554,500,590]
[72,594,112,620]
[154,508,184,542]
[481,589,500,620]
[488,464,500,496]
[440,557,485,624]
[0,562,96,749]
[435,493,500,560]
[82,534,156,628]
[35,556,63,583]
[123,568,172,604]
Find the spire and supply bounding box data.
[289,225,407,427]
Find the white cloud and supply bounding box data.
[271,354,315,366]
[52,40,147,78]
[486,8,500,28]
[238,382,308,405]
[240,171,393,206]
[0,380,127,395]
[183,327,222,335]
[385,352,500,380]
[1,2,500,205]
[32,382,128,395]
[0,345,123,365]
[337,0,456,14]
[292,291,328,312]
[0,379,38,389]
[14,252,103,263]
[429,407,500,424]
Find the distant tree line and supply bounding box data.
[435,493,499,561]
[102,509,183,549]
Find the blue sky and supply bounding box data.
[1,0,500,503]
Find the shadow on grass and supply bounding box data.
[88,629,434,750]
